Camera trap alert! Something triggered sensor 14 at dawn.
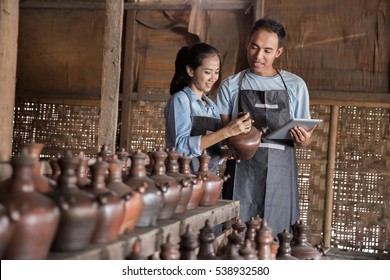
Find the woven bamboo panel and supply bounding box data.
[332,106,390,253]
[127,100,166,153]
[12,101,100,159]
[296,104,330,244]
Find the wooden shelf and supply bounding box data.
[48,200,240,260]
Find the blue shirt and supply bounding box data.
[217,70,311,119]
[164,86,220,158]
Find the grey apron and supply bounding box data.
[223,69,299,236]
[185,92,221,174]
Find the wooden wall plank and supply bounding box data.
[120,10,136,151]
[0,0,19,164]
[98,0,123,151]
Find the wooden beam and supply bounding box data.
[98,0,123,152]
[120,10,136,152]
[310,90,390,108]
[20,0,253,10]
[323,105,339,249]
[0,0,19,165]
[253,0,264,21]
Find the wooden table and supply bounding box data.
[48,199,240,260]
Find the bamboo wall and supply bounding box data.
[5,0,390,255]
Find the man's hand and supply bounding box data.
[290,125,317,147]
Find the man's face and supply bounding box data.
[246,29,284,76]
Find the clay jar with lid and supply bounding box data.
[149,148,181,220]
[25,142,55,192]
[166,148,193,214]
[86,157,125,243]
[194,150,229,207]
[0,203,18,258]
[76,151,91,189]
[116,148,130,180]
[226,113,261,161]
[106,155,144,234]
[290,220,322,260]
[125,150,163,227]
[1,153,60,259]
[48,151,98,252]
[179,154,203,210]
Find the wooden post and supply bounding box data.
[98,0,123,152]
[323,105,339,248]
[253,0,265,21]
[0,0,19,180]
[119,10,136,152]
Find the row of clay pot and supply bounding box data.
[0,143,228,259]
[128,218,324,260]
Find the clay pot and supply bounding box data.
[197,220,218,260]
[87,158,125,243]
[49,156,61,182]
[166,148,193,214]
[160,234,180,260]
[149,148,181,220]
[226,114,261,161]
[125,150,163,227]
[98,144,113,161]
[276,230,298,260]
[25,142,54,192]
[116,148,130,180]
[179,154,203,210]
[0,203,18,259]
[290,220,322,260]
[76,151,91,189]
[256,219,273,260]
[179,224,198,260]
[126,238,146,260]
[1,153,60,259]
[48,151,98,252]
[106,155,144,234]
[194,150,229,207]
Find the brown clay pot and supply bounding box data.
[1,153,60,259]
[48,151,98,252]
[290,220,322,260]
[166,148,193,214]
[0,203,18,259]
[226,114,261,161]
[25,142,54,193]
[149,148,181,220]
[116,148,130,180]
[98,144,113,161]
[194,150,229,207]
[179,154,203,210]
[76,151,91,189]
[125,150,163,227]
[276,230,298,260]
[106,155,144,234]
[49,156,61,182]
[87,157,125,243]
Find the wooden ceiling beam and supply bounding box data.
[20,0,253,11]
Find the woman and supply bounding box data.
[164,42,252,173]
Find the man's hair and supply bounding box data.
[250,18,285,48]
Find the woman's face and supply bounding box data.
[247,29,283,76]
[187,54,220,96]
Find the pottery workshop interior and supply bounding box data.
[0,0,389,261]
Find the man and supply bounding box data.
[217,18,316,236]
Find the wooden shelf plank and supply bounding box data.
[47,199,240,260]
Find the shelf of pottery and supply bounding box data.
[0,143,239,260]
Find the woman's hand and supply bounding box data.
[290,125,316,147]
[224,112,253,138]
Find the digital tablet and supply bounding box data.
[265,118,322,140]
